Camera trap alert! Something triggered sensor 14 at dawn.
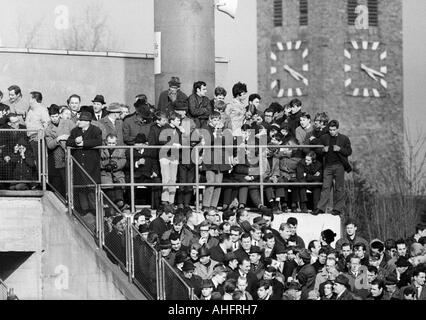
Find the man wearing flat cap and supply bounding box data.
[182,261,202,298]
[157,76,188,115]
[123,98,153,145]
[295,248,316,300]
[384,272,401,300]
[97,102,124,145]
[66,111,102,216]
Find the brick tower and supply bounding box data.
[257,0,403,178]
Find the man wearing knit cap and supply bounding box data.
[157,76,188,115]
[295,248,316,299]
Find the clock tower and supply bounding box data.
[258,0,403,176]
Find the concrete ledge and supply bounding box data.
[0,190,44,198]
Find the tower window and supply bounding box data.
[368,0,378,27]
[299,0,308,26]
[273,0,283,27]
[348,0,358,25]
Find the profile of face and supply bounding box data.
[300,116,310,128]
[329,126,339,137]
[305,156,313,166]
[251,98,260,108]
[9,90,20,103]
[61,109,72,119]
[158,117,168,127]
[229,259,238,269]
[257,286,268,299]
[68,97,80,113]
[120,107,130,119]
[197,85,207,97]
[290,104,300,114]
[250,253,261,264]
[414,272,426,286]
[346,224,356,236]
[280,227,292,240]
[170,117,181,127]
[367,271,377,283]
[370,284,382,297]
[333,282,345,295]
[237,92,247,103]
[284,106,291,116]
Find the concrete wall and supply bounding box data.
[0,193,145,300]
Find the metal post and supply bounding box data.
[99,194,105,246]
[195,146,200,213]
[130,147,135,213]
[190,288,195,300]
[95,185,101,246]
[37,135,42,185]
[157,255,164,300]
[126,216,133,282]
[66,148,73,216]
[41,137,47,191]
[259,146,264,205]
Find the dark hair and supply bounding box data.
[232,82,248,98]
[209,110,221,120]
[413,266,426,278]
[328,119,340,129]
[258,279,271,290]
[248,93,261,102]
[395,238,407,246]
[48,104,60,115]
[230,225,242,234]
[306,151,317,161]
[8,85,22,96]
[153,111,168,122]
[264,108,274,115]
[236,208,247,221]
[222,210,236,222]
[147,232,159,245]
[384,239,396,250]
[354,242,367,251]
[300,112,311,120]
[403,286,416,297]
[314,112,329,125]
[371,279,385,291]
[289,98,302,108]
[308,240,319,251]
[415,223,426,233]
[169,233,181,242]
[240,233,251,241]
[319,247,329,256]
[367,266,378,274]
[30,91,43,103]
[169,111,181,121]
[269,102,283,113]
[419,237,426,246]
[287,217,298,226]
[224,279,237,294]
[214,86,227,97]
[341,242,351,249]
[67,94,81,104]
[371,240,385,253]
[193,81,207,94]
[218,233,231,244]
[345,218,357,227]
[173,214,186,225]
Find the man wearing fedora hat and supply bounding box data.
[90,95,107,121]
[157,76,188,115]
[182,260,202,297]
[66,110,102,216]
[123,98,153,145]
[199,279,215,300]
[194,246,219,280]
[97,102,124,145]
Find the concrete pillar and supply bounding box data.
[154,0,215,103]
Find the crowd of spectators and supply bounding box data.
[1,79,425,300]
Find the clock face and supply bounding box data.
[270,40,309,98]
[344,40,388,98]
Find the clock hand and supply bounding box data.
[360,64,385,81]
[284,65,308,82]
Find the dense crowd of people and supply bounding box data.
[1,78,425,300]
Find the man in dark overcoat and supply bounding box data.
[66,111,102,215]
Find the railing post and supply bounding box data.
[41,136,47,191]
[157,255,164,300]
[66,148,73,216]
[95,185,102,246]
[190,288,195,300]
[126,216,134,282]
[259,145,264,205]
[195,146,200,213]
[130,147,135,213]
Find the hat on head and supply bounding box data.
[198,246,211,258]
[182,261,195,272]
[78,111,93,122]
[321,229,337,244]
[134,133,147,144]
[174,251,188,265]
[250,246,262,255]
[334,274,350,288]
[49,104,60,115]
[106,103,122,113]
[112,215,124,226]
[159,239,172,250]
[240,220,252,234]
[395,256,412,268]
[138,224,149,234]
[298,248,311,262]
[168,76,181,87]
[253,217,266,226]
[92,95,106,104]
[384,273,398,285]
[140,208,152,219]
[224,252,237,263]
[201,279,214,289]
[275,244,287,255]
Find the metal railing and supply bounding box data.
[68,144,323,212]
[0,280,8,300]
[0,129,47,190]
[64,143,324,300]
